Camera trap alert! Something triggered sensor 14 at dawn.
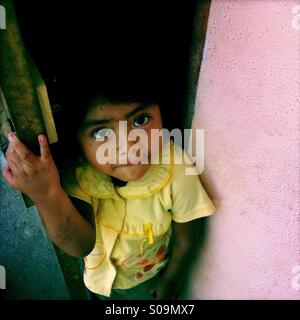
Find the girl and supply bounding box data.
[2,88,215,300]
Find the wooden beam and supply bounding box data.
[0,86,12,151]
[0,0,46,151]
[0,3,89,300]
[0,0,49,207]
[30,62,58,144]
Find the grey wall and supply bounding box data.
[0,151,70,300]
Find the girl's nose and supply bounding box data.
[115,121,137,163]
[117,140,136,161]
[115,121,129,149]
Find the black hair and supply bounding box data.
[54,64,174,165]
[14,0,191,167]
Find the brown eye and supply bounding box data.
[133,115,150,127]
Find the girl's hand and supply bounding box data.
[2,133,61,204]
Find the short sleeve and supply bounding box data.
[170,151,215,223]
[60,164,92,205]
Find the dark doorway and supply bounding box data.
[13,0,197,131]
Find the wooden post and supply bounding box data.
[0,0,48,207]
[0,1,89,300]
[0,0,46,150]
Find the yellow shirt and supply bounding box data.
[62,141,215,297]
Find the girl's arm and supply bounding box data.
[35,189,96,257]
[150,219,198,299]
[2,133,96,257]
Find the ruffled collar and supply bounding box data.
[76,141,175,200]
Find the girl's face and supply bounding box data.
[77,101,163,181]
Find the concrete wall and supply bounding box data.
[191,0,300,299]
[0,152,70,299]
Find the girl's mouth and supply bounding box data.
[115,163,136,168]
[114,162,145,168]
[114,155,150,168]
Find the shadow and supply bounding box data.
[200,173,221,211]
[179,216,211,299]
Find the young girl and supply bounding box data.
[2,88,215,300]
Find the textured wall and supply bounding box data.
[191,0,300,299]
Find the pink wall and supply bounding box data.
[191,0,300,299]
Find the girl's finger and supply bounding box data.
[8,133,35,165]
[2,163,16,187]
[6,146,22,172]
[9,159,20,174]
[38,135,51,160]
